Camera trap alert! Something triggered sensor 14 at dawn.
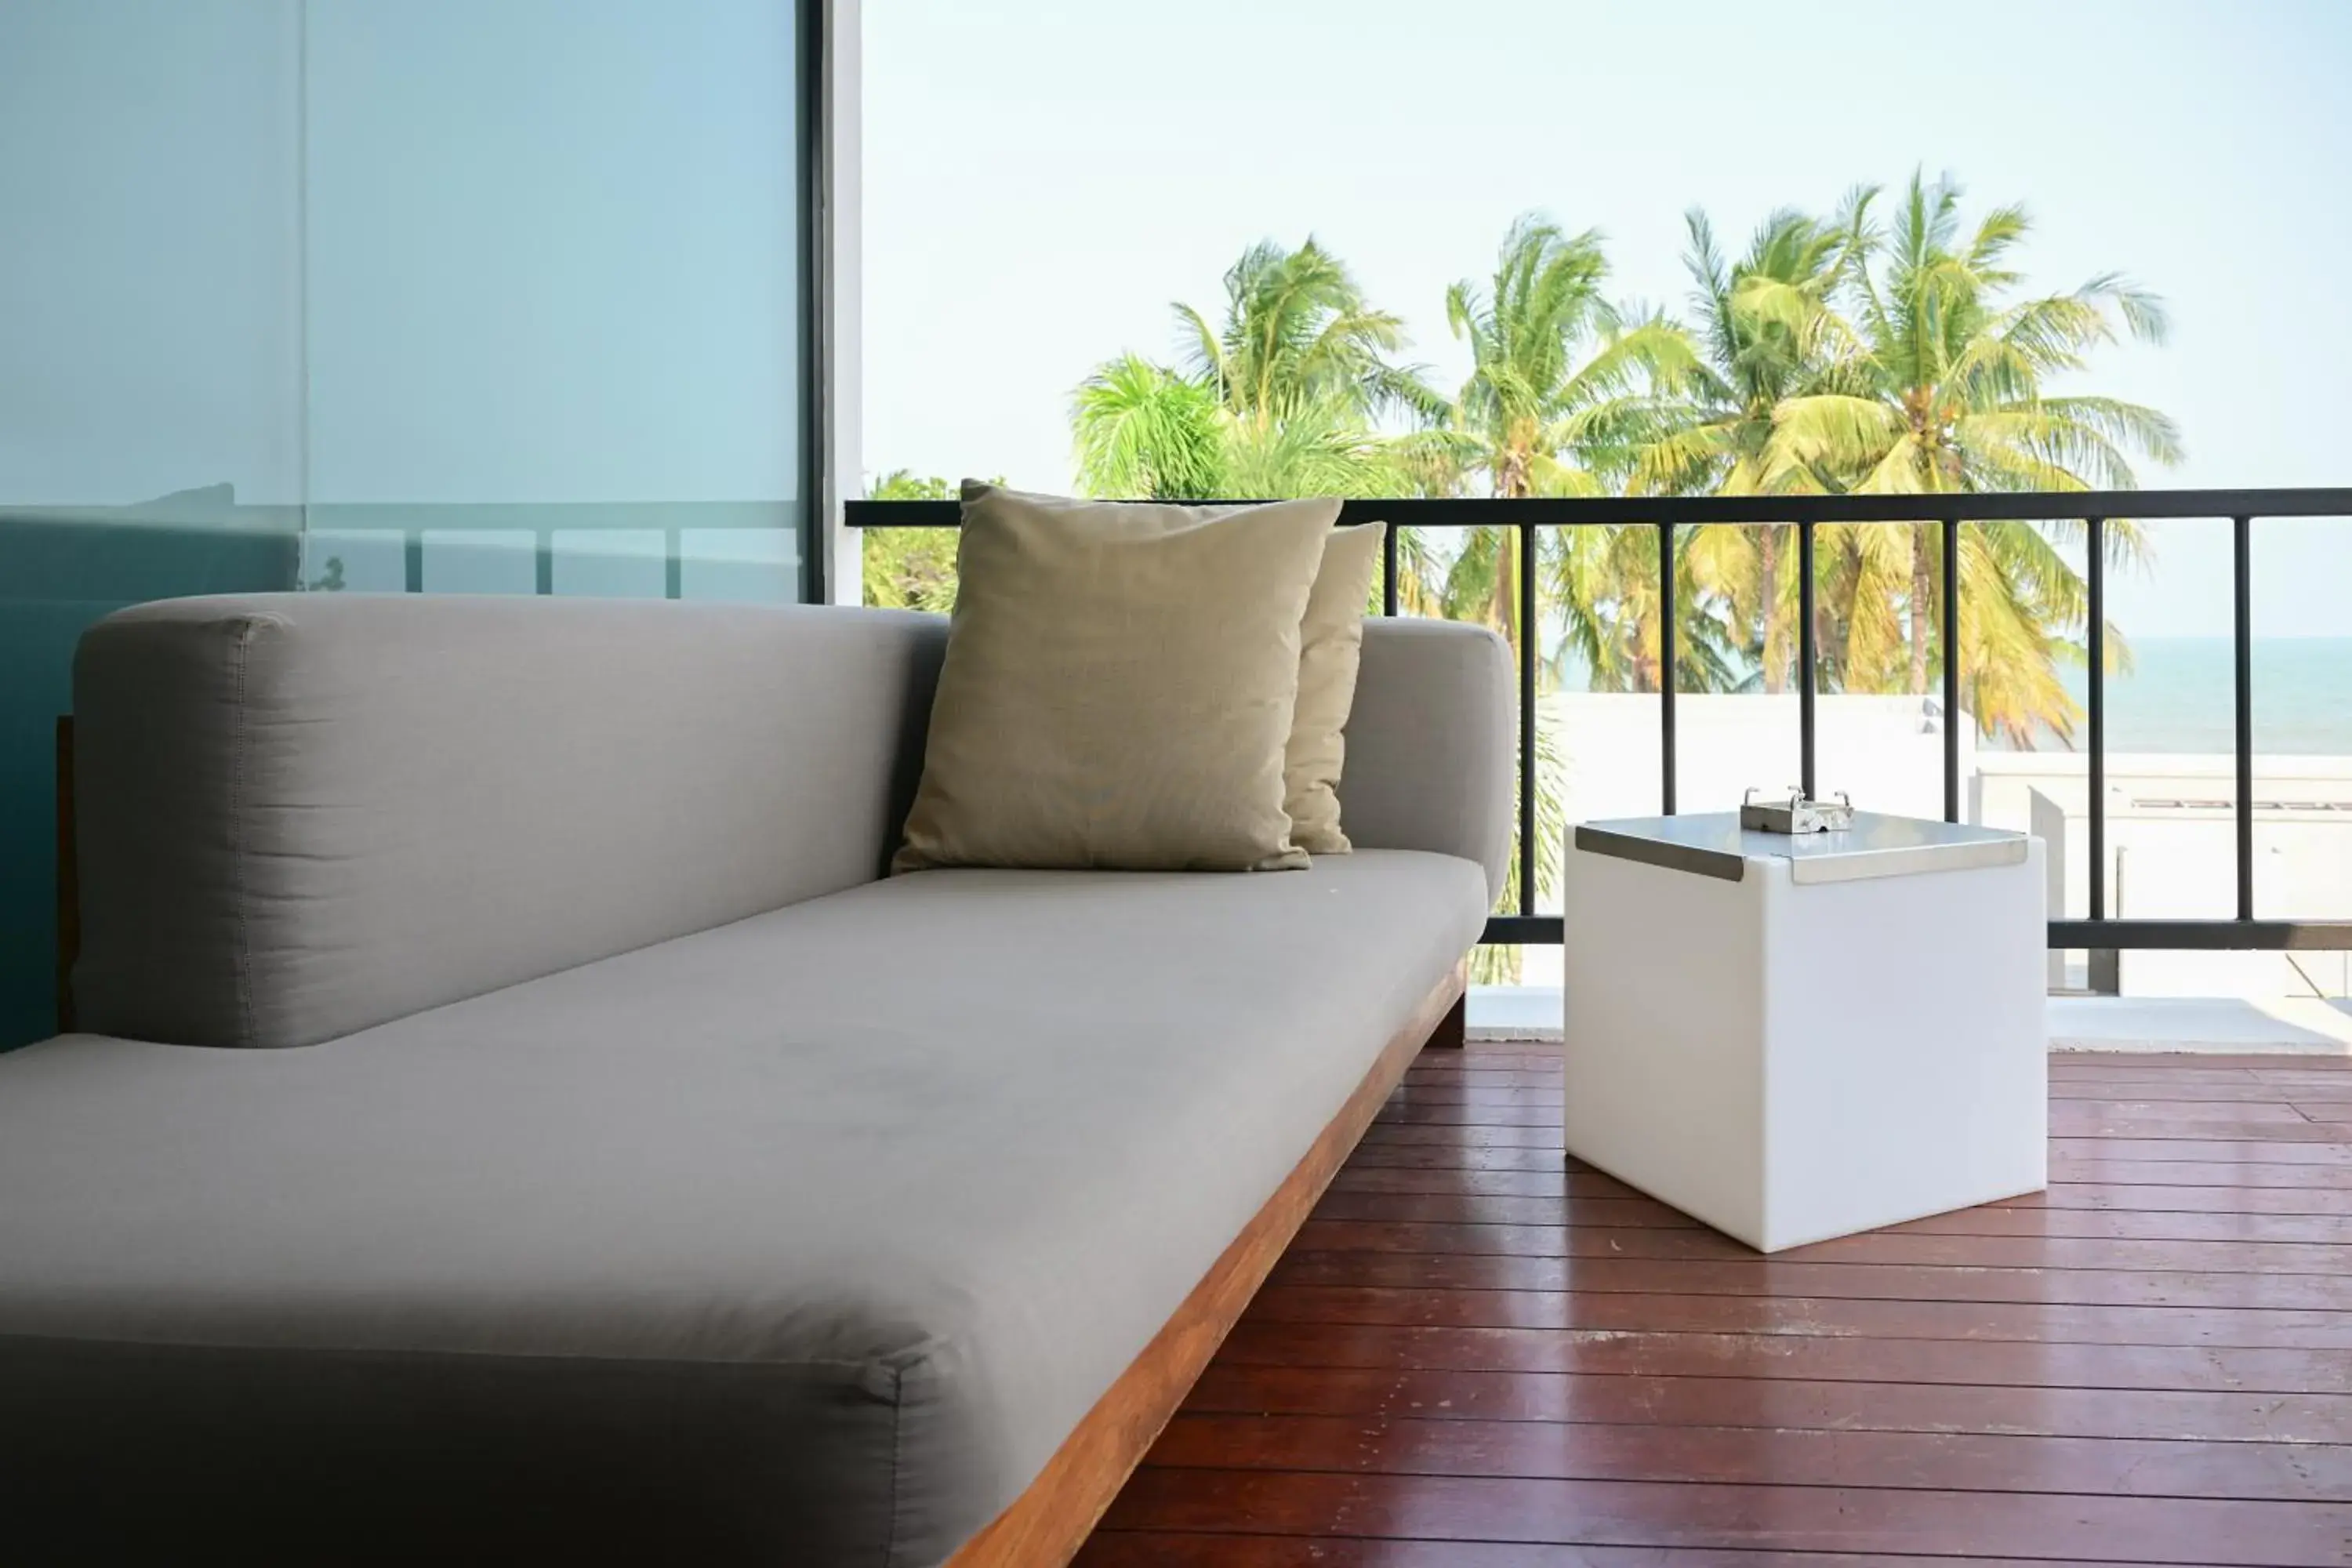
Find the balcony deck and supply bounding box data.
[1076,1044,2352,1566]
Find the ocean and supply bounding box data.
[1998,637,2352,756]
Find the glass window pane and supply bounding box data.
[304,0,808,601]
[0,2,303,1047]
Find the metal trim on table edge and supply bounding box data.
[1573,822,1747,883]
[1572,815,2029,887]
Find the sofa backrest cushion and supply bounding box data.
[1338,616,1513,905]
[71,595,945,1049]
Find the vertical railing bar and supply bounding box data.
[1381,521,1399,617]
[1941,516,1962,822]
[1798,517,1817,800]
[2234,514,2255,923]
[1657,520,1676,815]
[402,528,423,594]
[1517,521,1537,919]
[2086,517,2107,923]
[534,528,554,597]
[664,527,684,601]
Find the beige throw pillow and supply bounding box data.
[1287,521,1385,854]
[891,485,1341,873]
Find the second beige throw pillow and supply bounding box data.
[1287,522,1386,854]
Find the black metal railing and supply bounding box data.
[849,490,2352,961]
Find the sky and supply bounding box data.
[863,0,2352,639]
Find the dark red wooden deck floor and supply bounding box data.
[1076,1044,2352,1566]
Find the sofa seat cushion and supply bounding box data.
[0,849,1486,1566]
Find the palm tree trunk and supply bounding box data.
[1759,527,1784,693]
[1492,534,1519,664]
[1492,460,1528,667]
[1907,526,1933,695]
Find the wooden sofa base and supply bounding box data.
[943,959,1469,1567]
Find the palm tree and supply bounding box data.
[1070,356,1226,500]
[1772,172,2180,739]
[1629,206,1858,691]
[1410,216,1703,666]
[1072,239,1436,500]
[1178,238,1443,432]
[1397,218,1715,978]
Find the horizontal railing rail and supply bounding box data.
[308,501,794,597]
[851,490,2352,967]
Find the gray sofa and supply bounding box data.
[0,593,1511,1566]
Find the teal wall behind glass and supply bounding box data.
[0,0,811,1049]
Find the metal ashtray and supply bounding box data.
[1740,787,1857,834]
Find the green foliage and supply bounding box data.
[1792,172,2176,742]
[861,469,964,614]
[1072,238,1437,500]
[1072,357,1226,499]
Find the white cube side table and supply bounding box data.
[1562,812,2047,1253]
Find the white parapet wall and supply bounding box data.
[1545,691,1966,822]
[1978,751,2352,999]
[1519,692,1965,995]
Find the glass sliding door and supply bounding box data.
[0,0,818,1049]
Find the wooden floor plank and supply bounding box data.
[1292,1218,2352,1276]
[1375,1104,1570,1127]
[1271,1248,2352,1309]
[1359,1123,1566,1149]
[1328,1167,1639,1198]
[1077,1537,2158,1568]
[2074,1052,2352,1071]
[1082,1047,2352,1566]
[1179,1363,2352,1443]
[1345,1152,2352,1189]
[1140,1412,2352,1502]
[2009,1181,2352,1214]
[2050,1138,2352,1165]
[2051,1086,2305,1109]
[1313,1188,2352,1240]
[1385,1086,1570,1106]
[1399,1069,1562,1088]
[1214,1319,2352,1395]
[1345,1166,2352,1213]
[2049,1061,2262,1080]
[2049,1157,2352,1188]
[1096,1470,2352,1566]
[2051,1108,2338,1139]
[1312,1192,1700,1229]
[1245,1283,2352,1349]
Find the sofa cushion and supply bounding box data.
[71,595,949,1049]
[892,485,1339,875]
[0,849,1486,1566]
